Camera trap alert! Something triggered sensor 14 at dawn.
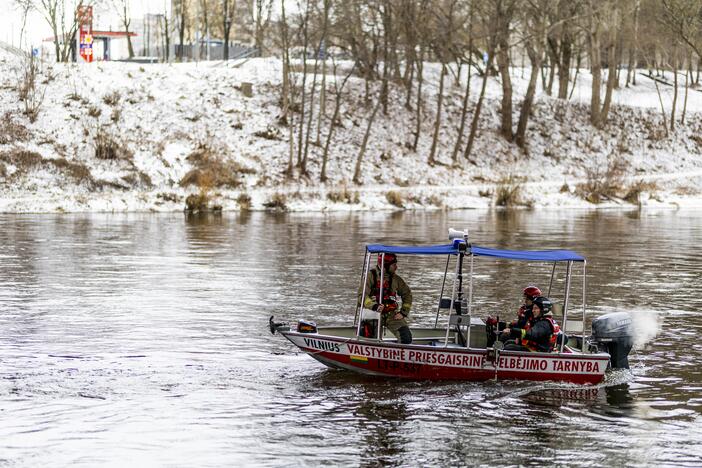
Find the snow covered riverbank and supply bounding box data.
[1,50,702,213]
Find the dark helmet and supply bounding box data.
[532,296,553,315]
[377,253,397,267]
[523,285,542,300]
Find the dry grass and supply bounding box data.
[121,171,153,188]
[252,126,282,140]
[673,185,700,196]
[94,126,133,161]
[495,175,530,208]
[0,149,95,187]
[102,91,121,106]
[185,193,210,212]
[575,152,628,204]
[87,105,101,118]
[18,55,46,123]
[237,193,252,210]
[263,193,287,210]
[157,192,181,203]
[385,190,404,208]
[0,112,30,144]
[179,142,255,189]
[327,187,359,204]
[623,180,660,204]
[426,194,444,207]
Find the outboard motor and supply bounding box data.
[591,312,634,369]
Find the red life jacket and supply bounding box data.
[370,269,399,312]
[521,316,559,352]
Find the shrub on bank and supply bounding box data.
[327,187,359,204]
[94,126,133,162]
[0,112,30,144]
[237,193,252,211]
[386,190,404,208]
[179,142,255,189]
[263,193,287,210]
[495,175,531,208]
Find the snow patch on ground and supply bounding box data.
[1,49,702,213]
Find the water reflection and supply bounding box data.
[0,210,701,466]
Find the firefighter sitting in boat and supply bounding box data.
[498,285,541,343]
[502,296,560,352]
[359,253,413,344]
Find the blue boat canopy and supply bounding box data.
[366,240,585,262]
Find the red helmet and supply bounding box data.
[377,253,397,266]
[523,285,541,300]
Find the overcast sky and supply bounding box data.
[0,0,168,49]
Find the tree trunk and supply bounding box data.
[428,63,446,165]
[380,1,391,115]
[316,57,327,145]
[558,31,572,99]
[321,64,354,182]
[632,0,640,86]
[451,12,474,164]
[670,53,678,132]
[404,62,414,110]
[569,49,582,100]
[122,2,134,59]
[546,38,558,95]
[301,48,320,176]
[177,2,186,61]
[161,14,171,62]
[353,97,382,184]
[588,6,602,127]
[599,35,619,126]
[465,53,494,161]
[626,45,634,87]
[280,0,293,176]
[497,35,513,141]
[296,0,311,167]
[223,0,235,60]
[412,47,425,151]
[681,53,690,125]
[52,23,61,62]
[653,77,669,136]
[451,60,472,164]
[515,52,541,148]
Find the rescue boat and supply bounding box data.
[270,229,633,385]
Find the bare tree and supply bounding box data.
[254,0,273,55]
[353,95,382,184]
[321,60,355,182]
[160,7,171,62]
[198,0,209,59]
[176,0,188,61]
[111,0,134,58]
[223,0,235,60]
[37,0,89,62]
[494,0,517,141]
[515,0,553,149]
[13,0,33,50]
[451,2,474,164]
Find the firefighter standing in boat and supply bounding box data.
[502,296,560,352]
[359,253,413,344]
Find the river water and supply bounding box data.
[1,210,700,467]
